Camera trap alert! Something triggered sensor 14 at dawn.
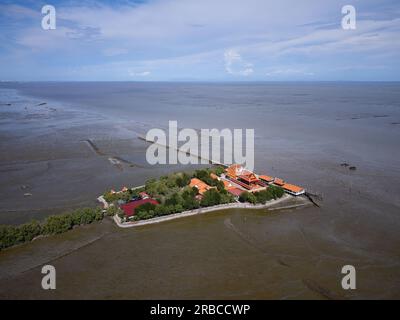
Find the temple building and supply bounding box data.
[273,178,285,187]
[282,183,305,196]
[260,174,305,196]
[225,164,265,192]
[259,175,274,184]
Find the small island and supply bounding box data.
[98,164,308,228]
[0,164,310,251]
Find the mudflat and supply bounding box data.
[0,82,399,299]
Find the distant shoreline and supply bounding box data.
[113,194,310,228]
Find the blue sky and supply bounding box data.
[0,0,399,81]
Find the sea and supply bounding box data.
[0,81,399,299]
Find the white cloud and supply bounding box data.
[129,70,151,77]
[239,18,400,58]
[224,49,254,76]
[1,0,399,80]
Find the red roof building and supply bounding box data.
[238,172,259,184]
[228,188,244,197]
[120,198,158,217]
[225,164,262,190]
[225,164,243,179]
[282,183,305,196]
[259,175,274,183]
[273,178,285,186]
[189,178,215,195]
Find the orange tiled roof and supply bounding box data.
[282,183,304,193]
[223,180,235,190]
[259,175,274,182]
[225,164,242,178]
[226,164,257,182]
[190,178,213,195]
[238,172,259,183]
[228,188,244,197]
[274,178,285,186]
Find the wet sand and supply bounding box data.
[1,207,399,299]
[0,89,201,224]
[0,83,399,299]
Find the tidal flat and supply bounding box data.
[0,82,399,299]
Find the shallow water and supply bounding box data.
[0,82,399,299]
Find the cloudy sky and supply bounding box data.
[0,0,399,81]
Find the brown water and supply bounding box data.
[0,82,399,299]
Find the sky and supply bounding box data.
[0,0,399,81]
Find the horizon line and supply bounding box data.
[2,80,400,83]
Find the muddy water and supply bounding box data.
[1,205,398,299]
[0,82,399,299]
[0,209,354,299]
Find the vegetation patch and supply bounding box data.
[125,167,234,221]
[0,207,104,251]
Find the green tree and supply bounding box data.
[135,202,157,215]
[212,179,222,192]
[144,178,158,196]
[0,225,18,249]
[103,191,118,203]
[194,169,214,186]
[254,190,274,203]
[0,207,104,250]
[17,220,42,243]
[239,191,257,204]
[180,187,200,210]
[43,214,73,235]
[154,204,167,216]
[165,192,183,206]
[200,189,222,207]
[174,204,184,213]
[220,192,235,204]
[269,185,284,199]
[106,205,122,217]
[211,166,225,176]
[181,173,191,186]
